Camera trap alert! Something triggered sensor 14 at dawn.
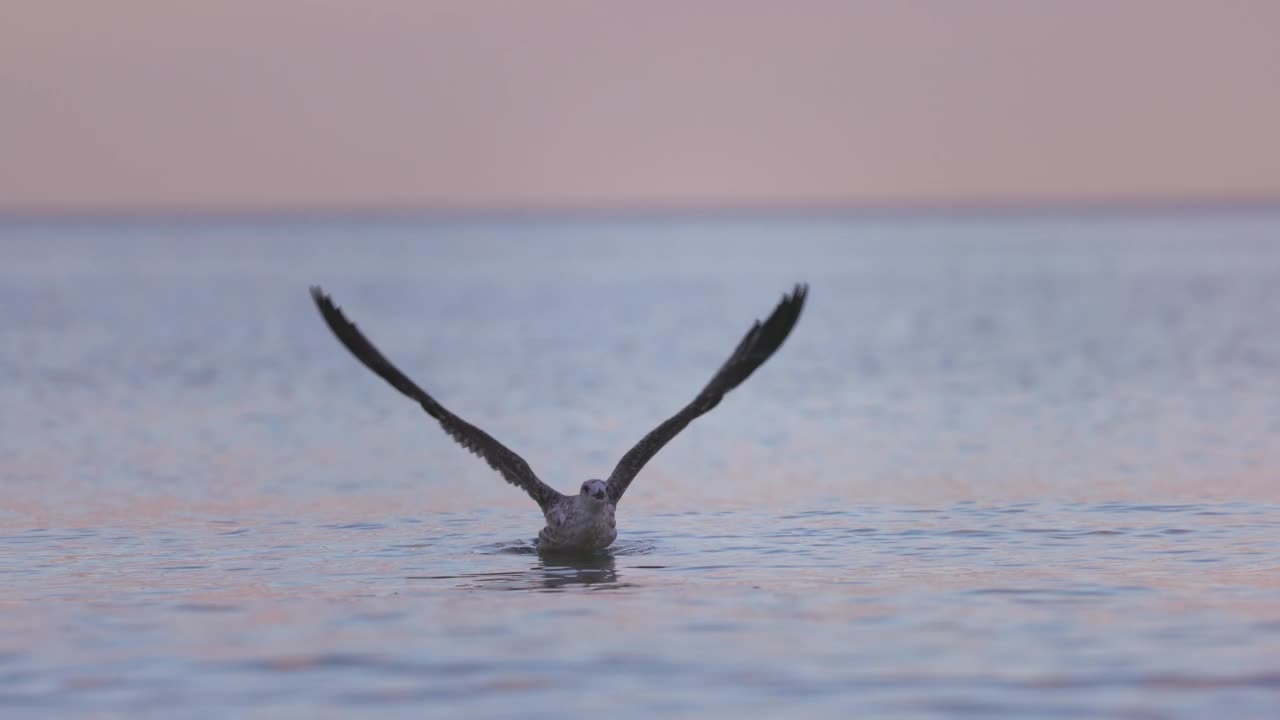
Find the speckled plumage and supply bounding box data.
[310,283,807,553]
[538,481,617,552]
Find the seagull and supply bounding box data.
[310,283,807,553]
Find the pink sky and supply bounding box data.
[2,1,1278,214]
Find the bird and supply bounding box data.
[309,283,808,553]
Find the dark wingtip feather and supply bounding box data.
[310,286,341,325]
[719,284,806,370]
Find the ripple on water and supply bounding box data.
[5,503,1280,715]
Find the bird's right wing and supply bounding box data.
[605,284,808,504]
[310,287,563,511]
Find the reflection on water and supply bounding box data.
[456,538,666,591]
[440,555,621,592]
[3,214,1280,717]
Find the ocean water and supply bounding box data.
[2,212,1280,718]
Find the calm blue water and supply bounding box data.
[3,212,1280,718]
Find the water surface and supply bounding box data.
[3,213,1280,717]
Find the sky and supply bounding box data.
[2,1,1278,215]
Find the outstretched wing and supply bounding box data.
[606,284,808,504]
[310,287,564,511]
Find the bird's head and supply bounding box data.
[579,479,608,503]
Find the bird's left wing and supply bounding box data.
[605,284,808,504]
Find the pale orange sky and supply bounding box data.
[2,1,1278,215]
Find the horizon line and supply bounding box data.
[3,197,1280,227]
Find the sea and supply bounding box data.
[2,210,1279,718]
